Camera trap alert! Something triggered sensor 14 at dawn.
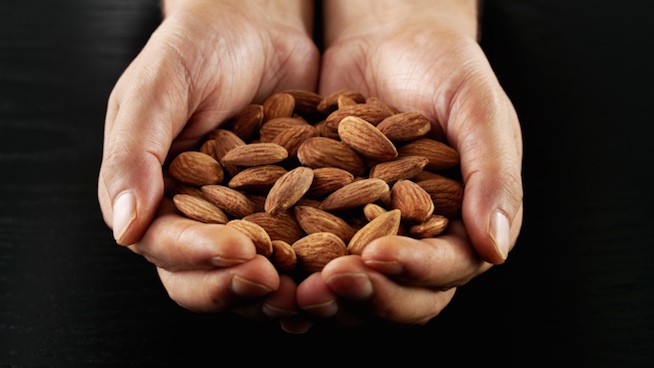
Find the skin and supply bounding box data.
[97,0,523,332]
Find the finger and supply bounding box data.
[261,275,301,320]
[361,221,492,290]
[157,255,279,314]
[128,200,256,271]
[296,272,365,326]
[320,255,457,325]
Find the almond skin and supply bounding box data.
[293,232,348,273]
[242,211,306,244]
[283,89,322,115]
[228,103,264,142]
[172,194,229,224]
[409,214,449,238]
[397,138,460,171]
[325,103,391,130]
[320,178,390,212]
[226,219,273,257]
[391,179,435,223]
[227,165,288,193]
[221,142,288,167]
[348,209,401,255]
[306,167,355,198]
[369,156,429,185]
[168,151,224,187]
[265,166,314,215]
[259,117,309,143]
[377,111,431,142]
[297,136,366,176]
[207,128,246,177]
[337,116,398,162]
[271,124,319,158]
[317,89,366,114]
[262,92,295,121]
[294,205,356,243]
[201,184,257,218]
[416,177,464,217]
[270,239,297,273]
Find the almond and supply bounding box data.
[221,142,288,167]
[242,211,305,244]
[168,151,224,186]
[271,124,319,158]
[283,89,322,115]
[226,219,273,257]
[397,138,460,171]
[348,209,401,255]
[306,167,355,198]
[409,214,449,238]
[297,136,366,176]
[362,202,388,221]
[294,205,356,243]
[172,194,229,224]
[320,178,389,212]
[262,92,295,121]
[270,239,297,273]
[228,103,264,141]
[337,116,398,162]
[227,165,288,193]
[201,184,257,218]
[391,179,435,223]
[325,103,391,130]
[293,232,348,273]
[368,155,429,185]
[337,94,358,108]
[416,177,464,217]
[259,117,309,143]
[313,120,340,139]
[265,166,314,215]
[377,111,431,142]
[317,89,365,114]
[366,96,399,115]
[207,128,246,177]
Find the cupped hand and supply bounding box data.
[97,0,319,327]
[297,0,524,326]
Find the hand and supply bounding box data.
[296,0,523,325]
[97,0,319,327]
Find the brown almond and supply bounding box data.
[317,89,366,114]
[283,89,322,115]
[262,92,295,121]
[337,94,358,108]
[227,165,288,193]
[377,111,431,142]
[221,142,288,167]
[391,179,435,223]
[271,124,319,158]
[265,166,314,215]
[409,214,449,238]
[337,116,398,162]
[242,211,305,244]
[325,104,391,130]
[366,96,400,115]
[293,232,348,273]
[416,177,464,217]
[369,156,429,185]
[172,194,229,224]
[362,202,388,221]
[313,120,340,140]
[294,205,356,243]
[348,209,401,255]
[397,138,460,171]
[226,219,273,257]
[168,151,224,186]
[229,103,264,141]
[320,178,390,212]
[297,137,366,176]
[207,128,246,177]
[259,117,309,143]
[270,239,297,273]
[201,184,257,218]
[306,167,355,198]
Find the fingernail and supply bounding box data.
[211,257,246,268]
[231,275,273,297]
[302,299,338,317]
[113,191,136,244]
[363,260,403,275]
[280,317,313,334]
[490,210,510,261]
[325,273,373,300]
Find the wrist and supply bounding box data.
[323,0,479,46]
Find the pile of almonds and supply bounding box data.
[166,89,464,278]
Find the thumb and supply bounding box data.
[450,78,524,265]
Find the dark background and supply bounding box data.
[1,0,652,366]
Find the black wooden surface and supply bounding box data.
[1,0,652,366]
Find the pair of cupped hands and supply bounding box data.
[97,0,523,333]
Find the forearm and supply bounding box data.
[322,0,478,47]
[162,0,315,35]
